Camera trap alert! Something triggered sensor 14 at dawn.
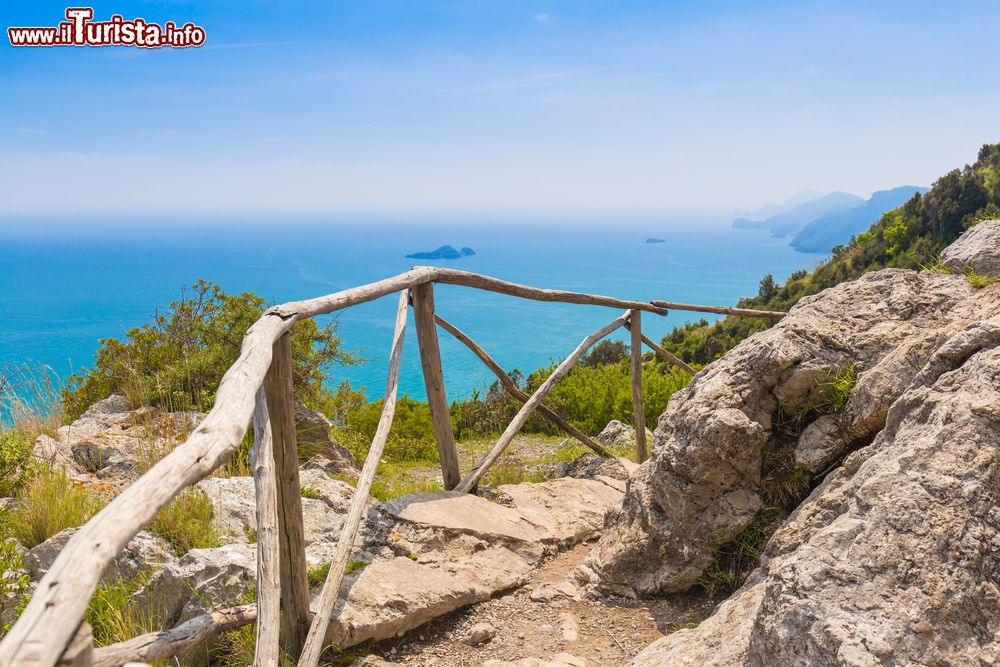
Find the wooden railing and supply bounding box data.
[0,267,784,667]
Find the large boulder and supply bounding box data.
[628,315,1000,666]
[941,218,1000,277]
[294,399,358,473]
[579,265,1000,598]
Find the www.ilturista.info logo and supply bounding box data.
[8,7,205,48]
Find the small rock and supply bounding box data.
[559,612,579,643]
[530,580,580,605]
[465,622,497,646]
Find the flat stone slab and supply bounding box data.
[381,490,544,543]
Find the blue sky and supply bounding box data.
[2,1,999,223]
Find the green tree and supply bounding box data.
[62,280,357,420]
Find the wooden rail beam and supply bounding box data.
[411,283,462,490]
[424,268,669,316]
[650,299,785,320]
[434,314,613,458]
[456,312,630,493]
[263,333,311,658]
[91,605,257,667]
[250,388,281,667]
[298,291,411,667]
[629,311,649,462]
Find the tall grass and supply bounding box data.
[10,468,104,548]
[148,488,221,556]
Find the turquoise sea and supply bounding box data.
[0,219,824,402]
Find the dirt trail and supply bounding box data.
[355,542,716,666]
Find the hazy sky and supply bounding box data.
[2,1,998,224]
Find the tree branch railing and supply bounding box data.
[0,267,785,667]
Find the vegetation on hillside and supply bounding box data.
[663,143,1000,365]
[62,280,358,420]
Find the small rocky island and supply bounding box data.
[405,245,476,260]
[645,238,665,244]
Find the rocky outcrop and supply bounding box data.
[127,476,623,651]
[628,315,1000,666]
[941,218,1000,276]
[26,528,175,582]
[580,221,1000,599]
[596,420,652,449]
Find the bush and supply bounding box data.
[10,468,104,548]
[526,360,690,435]
[336,395,438,463]
[149,488,221,555]
[62,280,357,420]
[0,431,35,497]
[0,536,31,633]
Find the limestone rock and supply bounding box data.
[530,580,580,605]
[26,528,175,582]
[195,472,357,559]
[940,218,1000,277]
[628,316,1000,666]
[294,399,358,473]
[596,420,652,448]
[582,266,1000,598]
[131,543,255,627]
[465,621,497,646]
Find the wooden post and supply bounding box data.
[434,314,613,458]
[298,291,410,667]
[629,311,649,462]
[456,312,630,492]
[263,333,311,658]
[411,283,461,490]
[251,388,281,667]
[56,622,93,666]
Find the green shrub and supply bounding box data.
[0,536,31,633]
[0,430,36,497]
[10,468,104,548]
[149,488,221,555]
[300,485,322,500]
[815,364,857,414]
[62,280,357,420]
[336,395,438,464]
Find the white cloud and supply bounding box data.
[533,13,552,25]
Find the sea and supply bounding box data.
[0,218,825,403]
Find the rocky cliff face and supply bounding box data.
[582,220,1000,665]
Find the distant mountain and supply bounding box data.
[747,189,826,220]
[790,186,928,253]
[733,191,864,237]
[645,238,666,244]
[405,245,476,260]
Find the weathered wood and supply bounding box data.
[298,291,410,667]
[427,267,669,316]
[270,267,437,319]
[91,605,257,667]
[434,314,613,458]
[625,322,697,375]
[263,333,311,658]
[250,388,281,667]
[629,311,649,462]
[0,313,289,667]
[56,622,93,666]
[411,283,461,490]
[650,299,785,320]
[456,312,630,492]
